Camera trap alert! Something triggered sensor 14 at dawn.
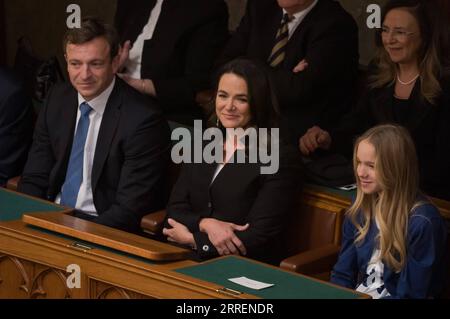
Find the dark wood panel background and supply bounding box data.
[3,0,116,68]
[2,0,448,68]
[0,0,5,65]
[436,0,450,19]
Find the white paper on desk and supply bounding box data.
[228,277,274,290]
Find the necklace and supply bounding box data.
[397,73,420,85]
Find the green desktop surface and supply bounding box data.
[305,183,355,201]
[175,256,363,299]
[0,188,64,222]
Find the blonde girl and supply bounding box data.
[331,124,447,299]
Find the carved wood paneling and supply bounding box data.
[0,220,245,299]
[435,0,450,19]
[30,266,72,299]
[0,255,32,298]
[91,280,152,299]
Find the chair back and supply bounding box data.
[283,188,346,258]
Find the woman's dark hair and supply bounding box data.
[371,0,449,103]
[209,58,280,129]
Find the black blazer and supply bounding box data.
[0,67,33,186]
[166,144,302,265]
[332,79,450,200]
[115,0,229,124]
[18,78,171,232]
[218,0,359,143]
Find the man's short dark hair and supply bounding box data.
[63,17,120,60]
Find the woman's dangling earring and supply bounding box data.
[216,118,220,127]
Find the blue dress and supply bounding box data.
[331,201,448,298]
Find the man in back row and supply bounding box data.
[218,0,359,146]
[18,18,171,233]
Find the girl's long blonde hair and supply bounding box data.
[347,124,421,272]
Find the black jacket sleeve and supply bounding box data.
[17,88,56,198]
[0,82,33,186]
[93,109,171,233]
[165,163,203,233]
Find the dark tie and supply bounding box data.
[60,102,92,208]
[268,14,291,67]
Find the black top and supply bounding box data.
[392,96,411,124]
[331,78,450,200]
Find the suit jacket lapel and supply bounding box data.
[283,1,323,65]
[53,88,79,195]
[264,7,284,60]
[210,150,258,189]
[61,89,79,158]
[91,79,122,192]
[118,0,157,44]
[140,0,179,78]
[152,0,177,41]
[202,161,219,189]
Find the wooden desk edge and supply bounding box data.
[22,212,191,262]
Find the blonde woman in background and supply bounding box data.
[299,0,450,200]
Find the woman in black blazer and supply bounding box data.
[163,59,301,264]
[299,0,450,200]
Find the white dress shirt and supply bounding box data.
[56,78,116,216]
[125,0,164,79]
[284,0,318,39]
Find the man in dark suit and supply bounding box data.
[114,0,229,126]
[0,66,33,186]
[218,0,359,146]
[18,18,171,233]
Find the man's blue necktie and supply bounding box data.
[60,102,92,208]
